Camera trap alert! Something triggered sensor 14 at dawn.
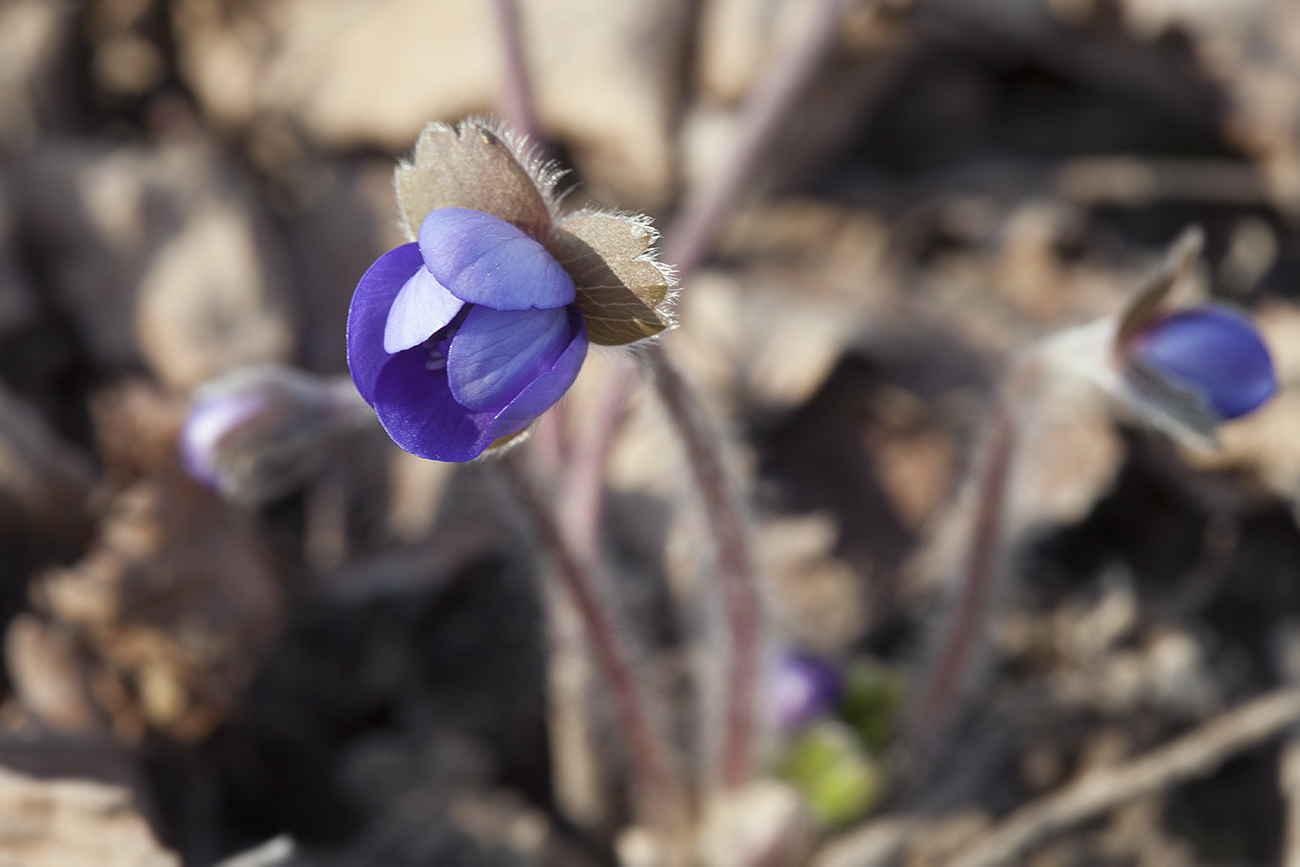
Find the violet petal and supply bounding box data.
[484,309,589,440]
[347,243,424,403]
[370,347,494,462]
[771,651,842,731]
[419,208,575,310]
[383,265,464,353]
[448,305,575,412]
[1132,305,1277,420]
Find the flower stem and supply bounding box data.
[639,0,848,791]
[663,0,848,276]
[497,451,681,820]
[642,342,761,789]
[905,358,1040,759]
[490,0,544,150]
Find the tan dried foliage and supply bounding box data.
[26,385,283,743]
[547,211,672,346]
[0,382,95,540]
[0,766,178,867]
[33,469,282,742]
[5,615,106,735]
[1113,0,1300,211]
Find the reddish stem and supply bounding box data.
[906,361,1038,754]
[663,0,848,276]
[644,343,761,788]
[491,0,544,149]
[499,453,679,815]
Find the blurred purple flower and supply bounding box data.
[1127,305,1276,421]
[348,207,588,462]
[771,651,843,731]
[181,364,370,504]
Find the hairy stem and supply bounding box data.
[906,359,1040,756]
[490,0,544,149]
[498,453,680,819]
[643,343,761,788]
[643,0,848,791]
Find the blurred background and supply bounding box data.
[3,0,1300,864]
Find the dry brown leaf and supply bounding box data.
[33,390,283,744]
[4,615,105,735]
[172,0,496,149]
[0,381,96,539]
[1113,0,1300,211]
[0,766,178,867]
[17,140,295,389]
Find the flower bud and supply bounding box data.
[770,650,842,731]
[1123,305,1275,422]
[180,364,369,505]
[1044,228,1276,447]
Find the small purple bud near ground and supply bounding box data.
[180,364,370,505]
[770,650,843,732]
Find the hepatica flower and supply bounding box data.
[348,118,674,461]
[1125,305,1275,422]
[1048,229,1276,445]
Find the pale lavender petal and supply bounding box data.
[383,266,464,353]
[370,347,495,462]
[180,392,266,486]
[419,208,575,310]
[771,651,842,731]
[347,243,423,403]
[484,309,588,440]
[447,305,574,412]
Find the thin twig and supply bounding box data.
[663,0,849,277]
[490,0,543,150]
[945,688,1300,867]
[496,453,680,820]
[642,342,760,788]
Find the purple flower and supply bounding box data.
[1127,305,1276,420]
[348,208,588,462]
[770,651,843,731]
[348,118,674,463]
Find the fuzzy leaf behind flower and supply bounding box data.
[546,211,673,346]
[395,119,556,241]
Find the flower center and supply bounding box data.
[425,347,447,372]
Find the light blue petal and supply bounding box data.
[448,305,574,412]
[419,208,575,310]
[383,266,464,353]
